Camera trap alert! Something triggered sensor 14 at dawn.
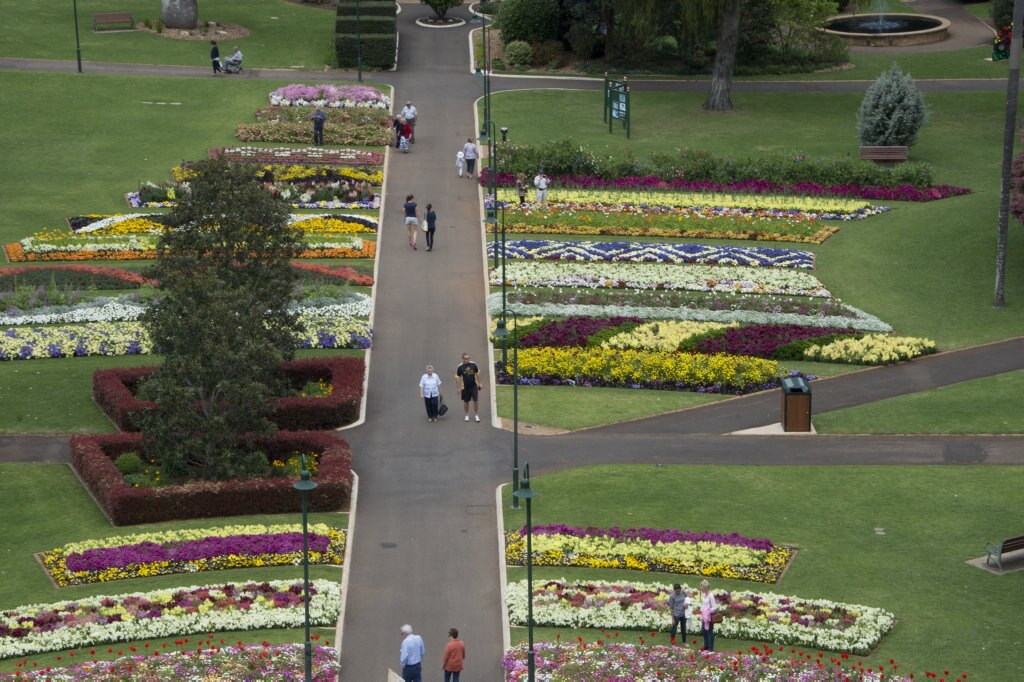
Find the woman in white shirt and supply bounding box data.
[698,579,718,651]
[419,365,443,422]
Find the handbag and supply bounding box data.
[437,396,449,416]
[711,612,724,624]
[420,218,428,232]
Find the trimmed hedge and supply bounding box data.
[336,33,395,68]
[70,431,353,525]
[93,356,364,432]
[337,15,395,34]
[336,0,395,16]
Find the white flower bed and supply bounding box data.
[495,261,831,298]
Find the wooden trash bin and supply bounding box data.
[780,376,812,432]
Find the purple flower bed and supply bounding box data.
[270,84,389,106]
[526,524,775,552]
[692,323,857,358]
[65,532,334,572]
[482,171,970,202]
[519,316,642,348]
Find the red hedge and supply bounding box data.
[70,431,353,525]
[93,357,364,431]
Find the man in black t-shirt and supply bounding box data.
[455,352,483,422]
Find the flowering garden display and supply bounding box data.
[269,83,391,109]
[502,641,913,681]
[0,580,340,659]
[0,642,341,681]
[488,239,816,269]
[506,579,895,655]
[209,145,385,166]
[505,525,794,583]
[804,335,936,365]
[41,524,346,587]
[237,106,392,146]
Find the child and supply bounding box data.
[456,150,465,177]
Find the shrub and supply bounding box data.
[504,40,533,67]
[336,16,395,34]
[336,33,396,69]
[71,431,353,525]
[497,0,559,45]
[857,64,930,147]
[993,0,1013,29]
[113,452,143,476]
[566,21,597,59]
[530,39,564,67]
[420,0,461,18]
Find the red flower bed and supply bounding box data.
[93,357,364,431]
[0,264,156,287]
[291,261,374,286]
[71,431,352,525]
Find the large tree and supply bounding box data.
[703,0,742,111]
[140,159,303,481]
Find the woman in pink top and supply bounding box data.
[442,627,466,682]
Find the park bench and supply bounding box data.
[859,145,908,163]
[985,534,1024,570]
[93,11,135,31]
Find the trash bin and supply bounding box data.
[780,376,812,432]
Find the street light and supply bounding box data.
[512,462,537,681]
[356,0,363,82]
[479,119,500,269]
[493,310,520,509]
[293,455,319,682]
[72,0,83,73]
[501,126,509,143]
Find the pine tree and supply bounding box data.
[857,64,930,146]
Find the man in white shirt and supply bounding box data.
[399,624,425,682]
[400,101,418,142]
[533,168,550,204]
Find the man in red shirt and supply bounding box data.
[442,628,466,682]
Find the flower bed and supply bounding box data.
[0,580,340,659]
[292,261,374,286]
[489,291,893,332]
[485,167,969,202]
[0,643,341,680]
[496,347,789,394]
[0,264,155,288]
[496,261,831,298]
[492,191,888,219]
[237,106,392,147]
[805,334,936,365]
[518,317,643,348]
[1,316,372,360]
[507,579,895,654]
[687,323,861,359]
[94,356,365,431]
[41,524,346,587]
[175,162,383,185]
[270,83,391,108]
[129,190,381,211]
[502,642,906,681]
[601,320,736,351]
[66,213,378,235]
[504,526,793,582]
[490,239,816,269]
[494,203,838,243]
[70,431,352,525]
[209,145,385,166]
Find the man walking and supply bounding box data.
[456,352,483,422]
[310,107,327,146]
[400,624,425,682]
[533,168,550,204]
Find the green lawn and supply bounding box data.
[0,0,337,69]
[814,368,1024,434]
[502,465,1024,680]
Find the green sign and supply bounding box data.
[603,74,631,139]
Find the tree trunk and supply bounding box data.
[703,0,742,112]
[162,0,198,30]
[995,0,1024,307]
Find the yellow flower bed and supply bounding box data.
[173,164,383,185]
[291,216,377,235]
[602,321,737,352]
[804,334,936,365]
[513,346,779,391]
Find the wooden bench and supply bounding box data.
[93,12,134,31]
[859,145,908,163]
[985,534,1024,570]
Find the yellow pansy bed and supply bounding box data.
[40,523,345,587]
[804,334,936,365]
[504,531,794,584]
[173,163,383,185]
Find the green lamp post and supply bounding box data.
[493,310,520,508]
[293,455,319,682]
[512,463,538,681]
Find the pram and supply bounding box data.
[399,134,411,153]
[223,55,243,74]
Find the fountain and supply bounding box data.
[823,13,951,47]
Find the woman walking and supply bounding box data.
[698,580,718,651]
[424,203,437,251]
[419,365,442,422]
[403,194,419,250]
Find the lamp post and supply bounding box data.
[512,463,537,680]
[72,0,83,73]
[479,119,500,270]
[293,456,319,682]
[493,310,520,508]
[356,0,363,82]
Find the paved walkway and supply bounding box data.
[2,3,1024,680]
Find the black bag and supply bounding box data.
[437,396,449,416]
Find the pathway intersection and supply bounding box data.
[1,3,1023,680]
